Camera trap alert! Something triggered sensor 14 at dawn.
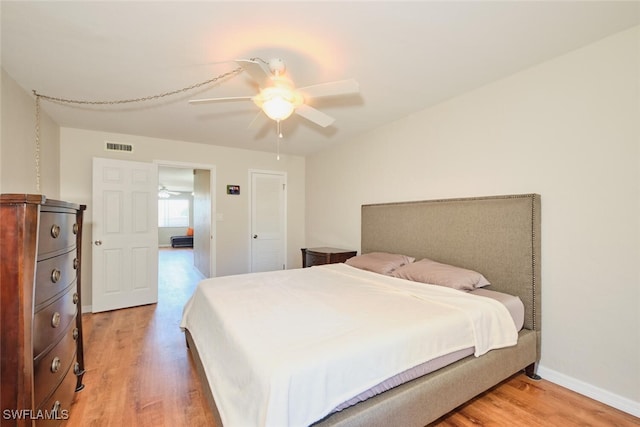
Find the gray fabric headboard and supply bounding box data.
[361,194,541,332]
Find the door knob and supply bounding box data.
[253,235,258,239]
[94,240,102,246]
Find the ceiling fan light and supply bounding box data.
[158,189,171,198]
[262,97,295,121]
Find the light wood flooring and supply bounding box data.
[63,249,639,426]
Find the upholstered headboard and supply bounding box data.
[361,194,541,332]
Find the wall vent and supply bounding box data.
[105,141,134,153]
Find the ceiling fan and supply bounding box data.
[188,58,359,129]
[158,185,180,199]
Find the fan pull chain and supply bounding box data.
[276,120,283,160]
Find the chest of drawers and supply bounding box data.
[301,247,357,268]
[0,194,86,427]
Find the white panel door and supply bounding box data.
[92,157,158,312]
[250,171,286,273]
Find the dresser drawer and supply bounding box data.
[306,251,329,266]
[38,211,78,260]
[33,285,78,357]
[35,360,78,427]
[33,324,78,409]
[35,250,78,308]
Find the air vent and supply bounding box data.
[105,141,133,153]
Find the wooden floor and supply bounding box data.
[64,249,639,426]
[64,248,215,427]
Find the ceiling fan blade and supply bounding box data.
[236,59,272,88]
[247,110,267,129]
[295,104,335,128]
[188,96,253,105]
[298,79,359,99]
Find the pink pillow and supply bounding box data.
[345,252,415,275]
[391,258,490,291]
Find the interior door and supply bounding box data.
[250,170,286,272]
[92,157,158,312]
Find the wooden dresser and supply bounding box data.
[1,194,86,426]
[301,247,357,268]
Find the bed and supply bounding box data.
[181,193,541,426]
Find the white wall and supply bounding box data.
[306,27,639,413]
[59,128,305,307]
[1,68,60,196]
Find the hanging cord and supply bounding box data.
[31,65,245,192]
[34,95,41,192]
[32,67,243,106]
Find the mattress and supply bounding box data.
[180,263,519,427]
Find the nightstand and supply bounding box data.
[301,247,357,268]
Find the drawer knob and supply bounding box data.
[50,224,61,238]
[51,356,61,373]
[51,268,61,283]
[73,223,79,235]
[73,258,79,269]
[73,327,79,340]
[51,312,61,328]
[73,292,79,304]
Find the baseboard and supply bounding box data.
[82,305,92,314]
[538,365,640,417]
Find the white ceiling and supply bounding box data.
[2,1,638,157]
[158,166,194,193]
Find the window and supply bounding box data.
[158,199,189,227]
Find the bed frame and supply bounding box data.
[185,193,541,426]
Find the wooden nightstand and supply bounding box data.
[301,247,357,268]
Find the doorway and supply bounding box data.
[157,161,216,280]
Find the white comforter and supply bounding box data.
[180,263,517,427]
